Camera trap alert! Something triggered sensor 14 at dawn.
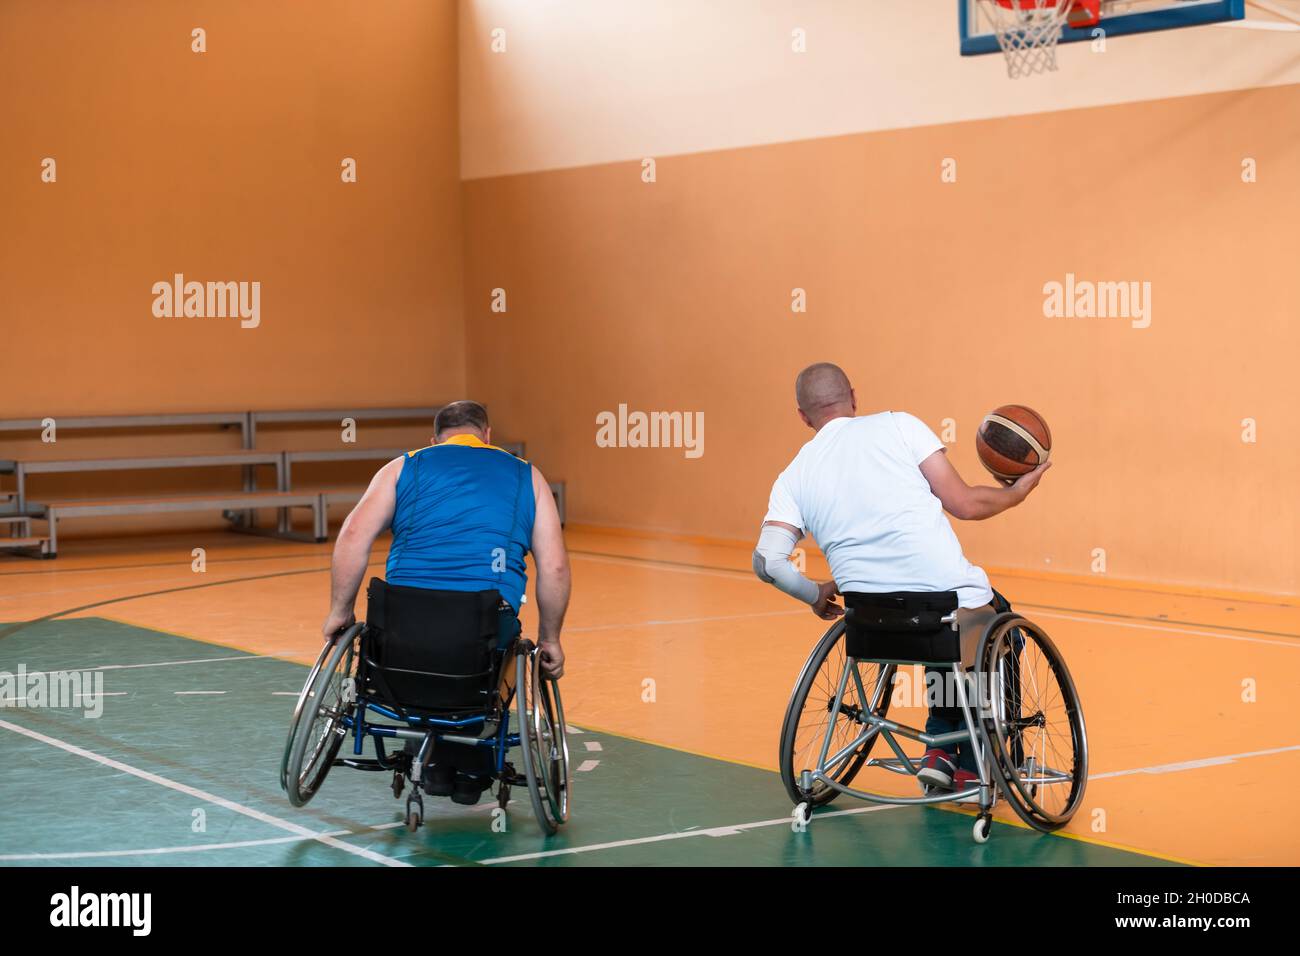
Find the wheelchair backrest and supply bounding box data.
[843,590,961,665]
[360,577,505,714]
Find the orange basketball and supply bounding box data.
[976,405,1051,484]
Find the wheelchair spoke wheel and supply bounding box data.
[977,616,1087,831]
[280,637,335,793]
[779,619,895,807]
[284,624,360,807]
[515,642,569,834]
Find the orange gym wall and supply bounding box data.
[462,83,1300,595]
[0,0,464,419]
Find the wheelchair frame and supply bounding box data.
[281,623,570,836]
[782,607,1087,843]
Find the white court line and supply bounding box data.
[1031,609,1300,649]
[0,829,353,861]
[566,608,803,634]
[18,655,268,677]
[272,691,298,696]
[0,820,409,861]
[584,741,603,752]
[1090,743,1300,780]
[479,802,898,865]
[2,692,128,705]
[174,691,226,696]
[576,759,600,772]
[565,567,1296,648]
[0,718,409,868]
[571,552,750,582]
[483,743,1300,865]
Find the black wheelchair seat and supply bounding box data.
[360,577,509,717]
[843,590,961,664]
[283,579,570,835]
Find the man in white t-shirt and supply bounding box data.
[753,362,1049,793]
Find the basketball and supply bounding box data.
[976,405,1052,484]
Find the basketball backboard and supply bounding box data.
[959,0,1246,57]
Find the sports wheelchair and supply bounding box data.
[779,590,1087,843]
[281,578,570,835]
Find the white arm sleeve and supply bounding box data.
[752,523,819,605]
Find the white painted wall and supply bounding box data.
[460,0,1300,179]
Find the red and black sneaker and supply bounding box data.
[917,749,957,792]
[950,768,982,804]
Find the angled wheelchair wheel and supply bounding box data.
[779,619,896,807]
[283,623,361,807]
[280,637,336,793]
[514,641,569,835]
[977,615,1087,832]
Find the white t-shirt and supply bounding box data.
[763,412,993,609]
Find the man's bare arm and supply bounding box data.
[530,465,570,677]
[322,456,402,638]
[918,449,1050,521]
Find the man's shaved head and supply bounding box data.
[795,363,854,418]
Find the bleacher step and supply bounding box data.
[0,537,46,550]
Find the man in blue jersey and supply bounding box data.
[321,401,570,804]
[321,399,570,676]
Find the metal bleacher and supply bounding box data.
[39,492,327,556]
[0,409,564,558]
[3,451,284,514]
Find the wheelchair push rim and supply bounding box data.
[514,641,569,833]
[280,636,336,793]
[977,615,1088,831]
[283,623,361,807]
[779,618,895,808]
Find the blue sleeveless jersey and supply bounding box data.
[385,435,535,609]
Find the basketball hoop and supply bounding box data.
[974,0,1101,79]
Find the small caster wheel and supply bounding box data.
[405,793,424,833]
[392,773,405,799]
[497,782,511,810]
[794,802,811,828]
[973,815,991,844]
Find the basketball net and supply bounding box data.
[975,1,1099,79]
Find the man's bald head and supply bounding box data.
[795,363,855,429]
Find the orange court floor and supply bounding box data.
[1,523,1297,866]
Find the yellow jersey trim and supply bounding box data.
[407,434,522,460]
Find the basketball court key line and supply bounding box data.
[0,823,409,862]
[476,803,901,865]
[0,718,410,868]
[478,743,1298,866]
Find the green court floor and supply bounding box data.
[0,618,1173,867]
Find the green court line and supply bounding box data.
[0,618,1175,867]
